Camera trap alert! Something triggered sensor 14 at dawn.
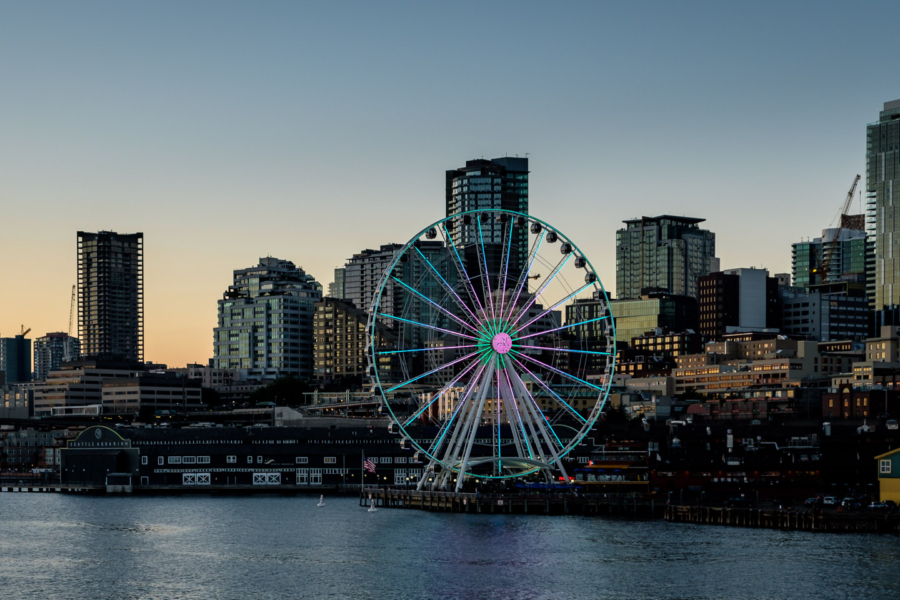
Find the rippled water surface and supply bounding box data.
[0,494,897,599]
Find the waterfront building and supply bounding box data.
[698,268,781,339]
[60,423,595,488]
[608,292,699,349]
[792,227,867,290]
[0,335,32,384]
[876,447,900,503]
[77,231,144,361]
[866,99,900,320]
[312,297,396,384]
[33,333,80,381]
[32,358,143,416]
[615,215,716,300]
[446,157,529,300]
[100,374,203,416]
[213,257,322,380]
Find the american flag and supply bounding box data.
[364,457,376,473]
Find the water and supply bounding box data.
[0,494,897,600]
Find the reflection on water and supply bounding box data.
[0,494,897,600]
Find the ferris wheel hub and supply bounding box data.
[491,332,513,355]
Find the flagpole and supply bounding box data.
[361,449,364,498]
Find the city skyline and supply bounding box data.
[2,2,896,367]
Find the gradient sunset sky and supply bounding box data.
[1,1,896,367]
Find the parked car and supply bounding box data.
[803,497,819,507]
[886,419,899,431]
[823,496,837,506]
[867,502,890,512]
[883,500,898,511]
[841,498,863,511]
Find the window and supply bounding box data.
[227,455,236,464]
[158,456,164,466]
[324,457,336,464]
[183,456,197,465]
[247,456,253,464]
[395,457,407,464]
[141,456,148,465]
[168,456,182,464]
[198,456,210,464]
[295,457,308,464]
[379,457,392,464]
[882,460,892,474]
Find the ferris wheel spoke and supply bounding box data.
[475,218,497,326]
[436,359,493,467]
[384,348,487,393]
[517,345,611,357]
[510,281,595,336]
[511,357,587,424]
[412,246,481,327]
[391,276,481,335]
[440,224,487,320]
[498,219,515,320]
[428,360,489,455]
[510,350,604,393]
[500,360,533,459]
[403,356,485,426]
[506,363,568,475]
[378,344,478,355]
[447,359,495,491]
[378,313,481,342]
[516,315,609,341]
[508,253,572,330]
[505,230,546,323]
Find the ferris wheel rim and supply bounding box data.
[366,208,617,480]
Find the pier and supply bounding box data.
[360,488,661,517]
[664,504,900,533]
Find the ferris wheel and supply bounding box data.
[366,209,616,491]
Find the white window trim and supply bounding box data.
[141,456,148,465]
[324,457,336,464]
[881,459,892,474]
[295,457,308,464]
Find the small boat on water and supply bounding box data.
[317,495,325,508]
[367,499,378,513]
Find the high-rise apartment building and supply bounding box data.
[792,226,867,290]
[77,231,143,361]
[342,241,450,347]
[312,297,396,383]
[0,335,32,384]
[867,99,900,321]
[446,157,529,299]
[213,257,322,380]
[615,215,716,300]
[33,333,80,381]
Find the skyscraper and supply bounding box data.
[446,157,529,299]
[77,231,143,361]
[615,215,716,300]
[867,99,900,322]
[328,267,346,299]
[0,335,32,384]
[213,257,321,379]
[33,332,80,381]
[792,226,867,291]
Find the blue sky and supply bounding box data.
[0,1,894,365]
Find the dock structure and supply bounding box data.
[664,504,900,533]
[360,488,661,517]
[0,485,100,494]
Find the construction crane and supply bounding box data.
[68,284,76,337]
[812,174,861,284]
[20,325,31,337]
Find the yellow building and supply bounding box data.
[875,447,900,503]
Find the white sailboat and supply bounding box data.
[317,495,325,508]
[367,499,378,513]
